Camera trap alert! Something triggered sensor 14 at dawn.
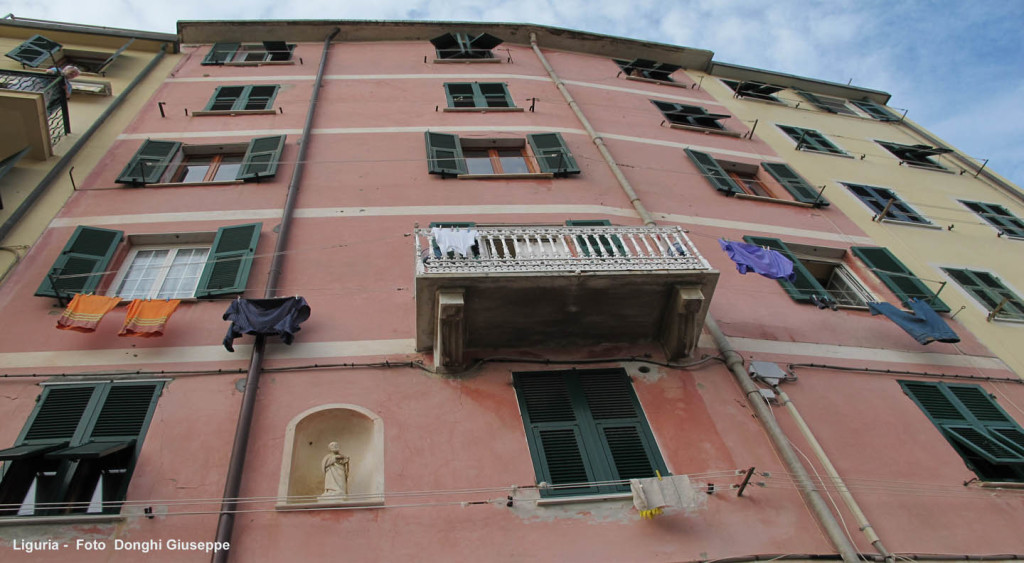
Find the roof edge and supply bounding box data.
[710,61,891,105]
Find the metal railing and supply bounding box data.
[0,69,70,147]
[416,225,710,275]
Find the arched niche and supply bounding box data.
[276,404,384,509]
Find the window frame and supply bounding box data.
[424,132,580,178]
[942,267,1024,322]
[462,146,538,175]
[613,58,682,83]
[796,91,860,116]
[442,82,518,110]
[721,79,784,103]
[202,42,295,66]
[651,100,734,134]
[960,201,1024,239]
[107,238,215,300]
[199,85,280,114]
[430,32,503,61]
[843,183,932,226]
[778,125,848,156]
[116,136,286,186]
[685,149,829,207]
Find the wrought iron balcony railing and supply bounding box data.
[0,69,70,148]
[415,225,710,275]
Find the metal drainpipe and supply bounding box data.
[528,33,861,562]
[210,27,339,563]
[774,386,894,562]
[528,33,656,226]
[0,43,168,245]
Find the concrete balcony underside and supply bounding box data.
[414,226,719,372]
[0,70,69,161]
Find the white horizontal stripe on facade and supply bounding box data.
[0,338,1004,372]
[117,129,303,140]
[48,206,869,245]
[0,339,418,370]
[560,79,727,108]
[715,336,1010,371]
[599,133,786,163]
[166,76,317,83]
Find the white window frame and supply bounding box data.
[107,232,216,300]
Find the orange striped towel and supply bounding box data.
[56,294,121,333]
[118,299,181,338]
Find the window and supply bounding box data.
[203,85,279,112]
[115,135,286,186]
[942,268,1024,321]
[843,183,930,225]
[614,58,681,82]
[0,382,162,516]
[876,141,951,171]
[35,224,262,299]
[900,381,1024,482]
[5,34,132,75]
[796,91,859,116]
[513,368,667,497]
[721,79,783,102]
[778,125,847,155]
[960,201,1024,239]
[424,132,580,177]
[684,149,829,206]
[202,42,294,65]
[429,32,503,60]
[743,237,874,308]
[652,100,729,131]
[852,98,899,121]
[850,247,950,312]
[443,82,514,109]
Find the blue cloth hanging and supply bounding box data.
[867,298,959,345]
[222,296,311,352]
[718,239,797,282]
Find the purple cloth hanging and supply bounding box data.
[719,239,797,282]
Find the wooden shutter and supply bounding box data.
[527,133,580,175]
[243,85,278,110]
[743,236,828,304]
[761,162,829,206]
[5,35,62,67]
[851,247,949,312]
[853,98,898,121]
[684,148,741,194]
[478,83,512,107]
[444,83,476,107]
[962,201,1024,238]
[195,223,262,297]
[237,135,286,180]
[88,384,162,440]
[424,132,467,176]
[203,42,239,65]
[796,91,835,113]
[514,372,599,496]
[116,140,181,185]
[35,226,123,298]
[206,86,244,111]
[21,386,97,443]
[96,38,135,75]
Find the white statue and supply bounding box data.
[320,441,349,499]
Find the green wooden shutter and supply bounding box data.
[514,372,599,497]
[743,236,828,303]
[237,135,286,181]
[203,42,239,65]
[424,132,467,176]
[35,226,123,298]
[478,83,512,107]
[684,148,741,194]
[852,98,898,121]
[116,140,181,185]
[761,162,829,206]
[851,247,949,312]
[88,384,162,440]
[206,86,244,111]
[243,85,279,110]
[796,91,834,113]
[195,223,262,297]
[444,83,476,107]
[527,133,580,175]
[961,201,1024,238]
[95,38,135,75]
[5,35,62,68]
[20,386,98,443]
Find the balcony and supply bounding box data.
[414,225,719,372]
[0,70,70,161]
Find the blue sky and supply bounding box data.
[4,0,1022,188]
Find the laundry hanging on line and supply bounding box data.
[630,474,700,520]
[718,239,796,282]
[431,227,479,258]
[868,298,960,345]
[56,294,122,333]
[119,299,181,338]
[222,296,311,352]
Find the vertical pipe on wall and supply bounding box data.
[529,32,863,562]
[211,27,340,563]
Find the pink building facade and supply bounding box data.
[0,21,1023,563]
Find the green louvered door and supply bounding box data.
[424,132,467,175]
[237,135,286,180]
[527,133,580,175]
[35,226,123,298]
[195,223,262,297]
[684,148,741,194]
[851,247,949,312]
[761,162,829,206]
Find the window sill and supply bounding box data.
[879,218,943,230]
[433,58,501,64]
[457,172,555,180]
[442,107,524,113]
[624,75,691,89]
[797,147,854,159]
[534,492,632,506]
[0,513,125,526]
[221,60,295,67]
[902,162,953,174]
[192,109,277,117]
[989,316,1024,325]
[971,480,1024,489]
[669,123,743,138]
[275,498,385,511]
[733,193,818,208]
[139,180,245,188]
[734,95,785,106]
